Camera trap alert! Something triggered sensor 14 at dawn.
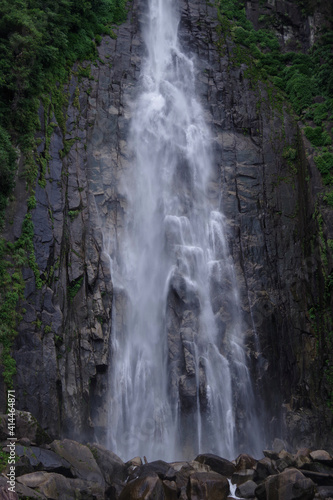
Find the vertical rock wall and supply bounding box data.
[1,0,332,451]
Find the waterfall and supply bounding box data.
[107,0,263,462]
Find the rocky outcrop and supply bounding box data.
[0,0,332,453]
[245,0,333,51]
[1,421,333,500]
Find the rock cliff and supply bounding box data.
[1,0,332,453]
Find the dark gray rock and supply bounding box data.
[232,469,256,486]
[254,457,278,482]
[118,472,165,500]
[15,445,71,476]
[87,443,127,486]
[195,454,236,477]
[255,468,316,500]
[235,454,257,471]
[50,439,105,487]
[236,479,258,498]
[186,471,229,500]
[16,471,104,499]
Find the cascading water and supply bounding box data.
[107,0,263,461]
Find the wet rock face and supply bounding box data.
[7,0,143,440]
[178,0,332,449]
[4,0,331,449]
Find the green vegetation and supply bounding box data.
[0,0,127,389]
[0,448,9,472]
[0,0,127,220]
[68,276,84,302]
[215,0,333,205]
[314,153,333,186]
[216,0,333,113]
[304,126,332,147]
[216,0,333,409]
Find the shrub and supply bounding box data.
[304,126,332,147]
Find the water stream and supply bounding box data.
[107,0,263,462]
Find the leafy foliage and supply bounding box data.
[314,153,333,185]
[0,0,127,212]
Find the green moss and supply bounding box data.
[304,126,332,147]
[60,138,77,159]
[68,209,80,221]
[314,153,333,185]
[0,0,128,219]
[324,191,333,207]
[68,276,84,302]
[0,448,9,472]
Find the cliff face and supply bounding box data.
[1,0,332,452]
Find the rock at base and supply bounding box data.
[187,471,229,500]
[255,468,316,500]
[194,453,236,477]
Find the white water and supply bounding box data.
[107,0,262,461]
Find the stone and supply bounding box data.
[126,456,143,468]
[0,476,19,500]
[162,480,178,500]
[195,453,236,477]
[15,445,71,475]
[255,468,316,500]
[235,454,257,471]
[50,439,105,486]
[136,460,176,480]
[231,469,256,485]
[17,471,104,499]
[0,412,51,445]
[87,443,127,485]
[186,471,229,500]
[254,457,278,481]
[310,450,333,465]
[236,479,258,498]
[300,469,333,486]
[118,473,165,499]
[276,450,296,472]
[316,485,333,498]
[264,449,281,461]
[272,438,288,454]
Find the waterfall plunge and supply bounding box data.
[107,0,263,462]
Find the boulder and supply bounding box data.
[50,439,105,486]
[263,450,280,461]
[255,468,316,500]
[236,479,258,498]
[186,471,229,500]
[17,471,104,499]
[276,450,295,472]
[316,485,333,498]
[294,453,311,469]
[136,460,176,480]
[272,439,288,454]
[195,453,236,477]
[171,461,211,494]
[235,454,257,471]
[118,473,165,499]
[162,479,178,500]
[15,445,72,476]
[254,457,278,481]
[300,469,333,486]
[231,468,255,485]
[87,443,127,485]
[0,476,19,500]
[126,456,143,468]
[309,450,333,465]
[0,412,51,445]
